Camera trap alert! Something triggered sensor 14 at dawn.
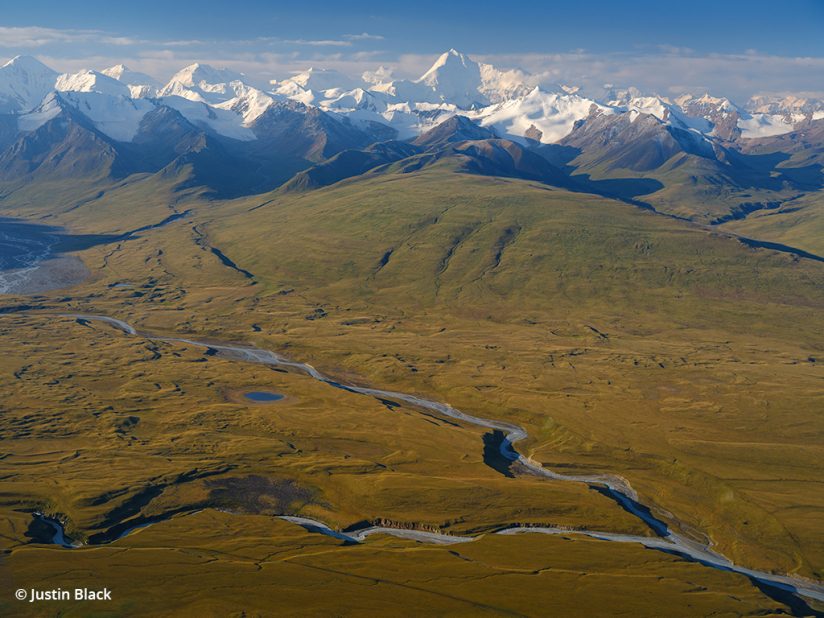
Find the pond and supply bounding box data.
[244,391,285,402]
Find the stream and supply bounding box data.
[33,313,824,607]
[0,223,54,294]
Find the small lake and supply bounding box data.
[244,391,285,402]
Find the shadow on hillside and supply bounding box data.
[570,174,665,200]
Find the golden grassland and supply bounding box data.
[0,316,794,616]
[1,511,797,617]
[211,170,824,579]
[1,167,823,614]
[0,314,645,538]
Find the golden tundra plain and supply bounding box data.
[1,168,823,616]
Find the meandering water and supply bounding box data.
[0,213,190,295]
[36,313,824,605]
[0,220,55,294]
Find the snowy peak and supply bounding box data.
[415,48,487,108]
[159,63,248,103]
[362,65,394,86]
[101,64,130,80]
[478,63,537,102]
[156,61,278,134]
[604,91,718,136]
[102,64,160,98]
[618,95,673,122]
[418,49,477,85]
[676,93,738,113]
[285,67,358,92]
[320,87,385,113]
[56,70,132,97]
[673,93,741,140]
[2,54,55,73]
[467,87,606,144]
[18,79,156,143]
[607,89,672,120]
[213,81,276,125]
[746,94,824,123]
[0,55,58,114]
[166,63,244,87]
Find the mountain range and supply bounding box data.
[0,49,822,226]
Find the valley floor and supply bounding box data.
[1,171,823,615]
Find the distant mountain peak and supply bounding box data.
[101,64,160,98]
[418,48,477,84]
[285,67,358,92]
[55,69,132,98]
[0,54,59,114]
[414,48,487,109]
[167,63,245,88]
[362,65,394,85]
[2,55,54,72]
[159,63,250,105]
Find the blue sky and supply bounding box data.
[2,0,823,100]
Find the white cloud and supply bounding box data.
[344,32,384,41]
[281,39,352,47]
[0,26,114,48]
[471,50,824,102]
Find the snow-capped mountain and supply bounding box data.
[153,63,278,136]
[413,48,488,108]
[732,94,824,138]
[0,49,821,154]
[469,87,606,144]
[478,63,536,102]
[0,56,58,114]
[49,70,154,142]
[56,69,133,97]
[747,94,824,120]
[673,93,740,140]
[158,63,250,103]
[102,64,160,98]
[279,67,360,93]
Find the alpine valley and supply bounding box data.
[1,46,823,617]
